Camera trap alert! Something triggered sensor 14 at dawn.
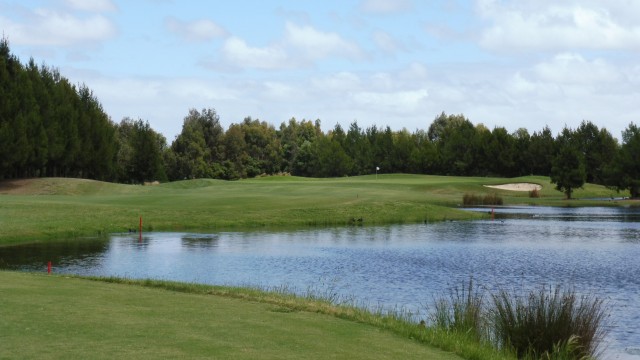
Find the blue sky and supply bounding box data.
[2,0,639,141]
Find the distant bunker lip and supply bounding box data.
[484,183,542,192]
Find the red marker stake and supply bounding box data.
[47,261,51,274]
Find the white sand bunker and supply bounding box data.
[484,183,542,192]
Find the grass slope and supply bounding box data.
[0,175,631,245]
[0,271,464,360]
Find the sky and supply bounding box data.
[1,0,639,141]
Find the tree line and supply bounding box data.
[1,38,638,198]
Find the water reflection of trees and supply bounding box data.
[0,238,110,271]
[181,234,219,249]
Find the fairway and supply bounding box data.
[0,174,628,246]
[0,271,462,360]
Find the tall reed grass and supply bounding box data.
[430,281,609,360]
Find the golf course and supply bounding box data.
[0,174,629,246]
[0,175,633,359]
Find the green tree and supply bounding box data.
[222,124,248,179]
[550,128,586,199]
[116,118,166,183]
[291,140,318,177]
[278,118,322,174]
[168,108,225,180]
[434,114,477,176]
[528,126,555,176]
[512,128,531,176]
[240,117,282,176]
[344,121,372,175]
[408,130,437,174]
[392,129,416,173]
[605,123,640,198]
[315,130,352,177]
[573,120,618,184]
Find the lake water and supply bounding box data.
[1,206,639,359]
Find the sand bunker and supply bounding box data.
[484,183,542,192]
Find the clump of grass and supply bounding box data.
[490,285,608,360]
[430,281,609,360]
[429,278,485,340]
[529,188,541,198]
[463,193,504,206]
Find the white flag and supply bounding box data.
[376,167,380,171]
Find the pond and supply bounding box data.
[1,206,639,359]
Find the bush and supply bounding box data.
[430,282,609,360]
[429,278,485,340]
[463,193,503,206]
[490,286,608,359]
[529,188,540,198]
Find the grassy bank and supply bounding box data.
[0,174,631,245]
[0,271,508,360]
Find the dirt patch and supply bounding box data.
[484,183,542,192]
[0,179,37,195]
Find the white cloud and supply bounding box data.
[284,22,363,60]
[359,0,413,14]
[478,0,640,51]
[372,30,405,53]
[165,17,227,42]
[351,89,429,114]
[1,9,116,46]
[65,0,117,12]
[534,53,622,85]
[311,72,362,92]
[221,37,289,70]
[214,22,364,71]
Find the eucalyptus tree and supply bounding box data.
[431,113,477,176]
[239,117,282,176]
[279,118,322,174]
[168,108,225,180]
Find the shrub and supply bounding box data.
[529,188,540,198]
[463,193,503,206]
[490,286,608,359]
[429,278,485,340]
[430,282,609,360]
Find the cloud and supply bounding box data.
[1,8,117,46]
[165,17,227,42]
[477,0,640,51]
[214,22,364,71]
[311,72,362,92]
[221,37,289,70]
[65,0,117,12]
[284,22,364,61]
[534,53,622,85]
[351,89,429,114]
[372,30,405,53]
[359,0,413,14]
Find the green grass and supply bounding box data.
[1,175,622,360]
[0,174,632,246]
[0,271,487,360]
